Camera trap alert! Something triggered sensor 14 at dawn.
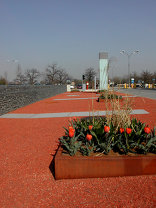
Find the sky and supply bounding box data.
[0,0,156,81]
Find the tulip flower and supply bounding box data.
[86,134,92,141]
[144,127,151,134]
[69,129,75,138]
[104,126,110,133]
[120,128,124,133]
[89,125,93,130]
[126,128,132,134]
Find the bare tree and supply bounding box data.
[56,68,68,84]
[45,64,59,84]
[84,67,96,88]
[141,70,152,84]
[130,71,140,83]
[25,68,40,85]
[85,67,96,82]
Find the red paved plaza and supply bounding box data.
[0,92,156,208]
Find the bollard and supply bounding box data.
[86,82,89,90]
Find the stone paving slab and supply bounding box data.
[54,97,98,100]
[0,109,149,118]
[54,95,137,101]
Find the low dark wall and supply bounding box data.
[0,85,66,115]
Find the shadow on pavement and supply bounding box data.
[49,145,60,179]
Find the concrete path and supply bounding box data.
[54,95,136,101]
[116,88,156,100]
[0,109,149,118]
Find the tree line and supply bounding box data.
[113,70,156,85]
[0,64,97,86]
[82,68,156,86]
[0,64,155,86]
[0,63,71,85]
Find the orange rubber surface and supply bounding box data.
[0,92,156,208]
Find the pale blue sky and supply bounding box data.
[0,0,156,80]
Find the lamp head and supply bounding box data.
[134,50,139,54]
[120,50,125,54]
[7,59,19,63]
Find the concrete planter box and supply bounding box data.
[55,147,156,180]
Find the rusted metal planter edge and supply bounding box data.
[55,146,156,180]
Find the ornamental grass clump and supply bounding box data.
[104,94,132,132]
[59,117,156,156]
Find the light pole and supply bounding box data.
[120,50,139,87]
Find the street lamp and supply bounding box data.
[7,59,19,63]
[120,50,139,87]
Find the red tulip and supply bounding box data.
[69,129,75,138]
[89,125,93,130]
[120,128,124,133]
[69,126,74,130]
[144,127,151,134]
[104,126,110,133]
[86,134,92,141]
[126,128,132,134]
